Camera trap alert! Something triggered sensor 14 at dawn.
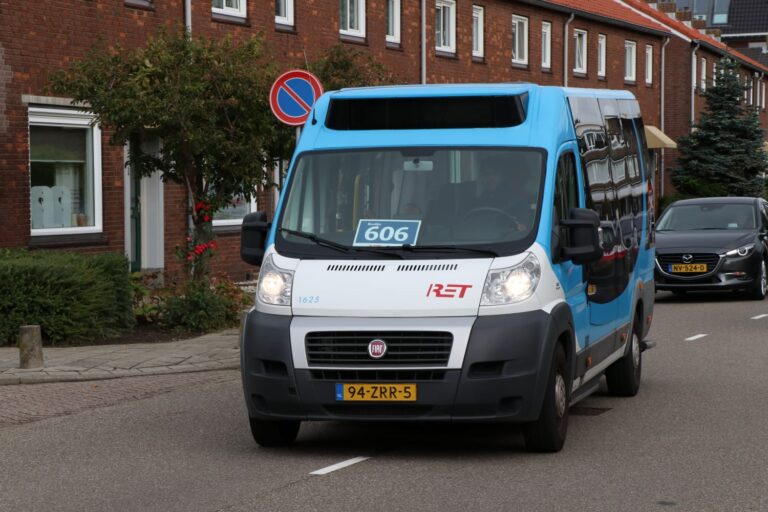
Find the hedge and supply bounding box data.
[0,250,135,345]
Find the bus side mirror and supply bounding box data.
[561,208,603,265]
[241,211,270,266]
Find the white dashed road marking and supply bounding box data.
[750,314,768,320]
[310,456,371,476]
[685,334,708,341]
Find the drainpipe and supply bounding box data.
[421,0,427,84]
[690,43,700,131]
[184,0,192,33]
[563,14,575,87]
[660,36,670,198]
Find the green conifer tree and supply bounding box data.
[673,58,767,198]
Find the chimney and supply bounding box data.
[692,19,706,29]
[657,1,677,14]
[676,8,692,22]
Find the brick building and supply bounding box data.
[0,0,762,279]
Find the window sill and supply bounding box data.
[28,232,108,249]
[340,33,368,46]
[435,50,458,60]
[541,66,552,73]
[275,23,296,34]
[386,41,403,51]
[472,55,485,64]
[573,71,588,79]
[511,62,529,70]
[598,75,606,81]
[624,80,637,86]
[212,224,243,235]
[212,13,250,26]
[645,82,654,88]
[124,0,154,11]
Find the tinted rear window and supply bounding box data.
[326,95,527,130]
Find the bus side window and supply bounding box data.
[553,152,579,258]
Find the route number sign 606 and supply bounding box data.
[353,219,421,247]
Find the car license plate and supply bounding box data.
[670,263,707,273]
[335,383,417,402]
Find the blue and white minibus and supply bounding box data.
[240,84,655,452]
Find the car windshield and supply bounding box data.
[277,147,544,257]
[657,203,756,231]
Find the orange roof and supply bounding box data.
[542,0,671,34]
[620,0,768,73]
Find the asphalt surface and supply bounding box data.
[1,292,767,512]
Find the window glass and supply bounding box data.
[701,58,707,91]
[340,0,365,36]
[574,30,587,74]
[598,34,606,78]
[657,204,757,231]
[624,41,636,81]
[212,0,246,17]
[472,6,484,58]
[436,0,456,52]
[275,0,294,25]
[387,0,400,43]
[30,126,95,230]
[278,148,544,255]
[542,22,551,69]
[512,15,528,65]
[645,45,653,84]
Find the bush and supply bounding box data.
[0,250,134,345]
[160,276,249,333]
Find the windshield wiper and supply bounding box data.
[401,244,499,257]
[279,228,404,259]
[279,228,351,254]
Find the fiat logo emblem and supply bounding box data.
[368,339,387,359]
[682,254,693,263]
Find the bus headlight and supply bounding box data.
[481,253,541,305]
[257,255,294,306]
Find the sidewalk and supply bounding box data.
[0,329,240,385]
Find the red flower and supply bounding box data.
[187,255,194,261]
[203,215,211,222]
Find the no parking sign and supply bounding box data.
[269,70,324,126]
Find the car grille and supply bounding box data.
[305,331,453,366]
[657,253,720,276]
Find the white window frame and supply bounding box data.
[692,55,697,89]
[29,107,103,236]
[472,5,484,58]
[597,34,606,78]
[511,15,529,66]
[212,195,258,227]
[340,0,366,38]
[386,0,401,44]
[624,40,637,82]
[435,0,456,53]
[212,0,247,18]
[749,76,754,105]
[701,58,707,91]
[762,80,766,110]
[573,29,587,74]
[645,44,653,85]
[712,62,717,86]
[275,0,294,26]
[542,22,552,69]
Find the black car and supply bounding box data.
[654,197,768,299]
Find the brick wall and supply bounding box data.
[7,0,757,281]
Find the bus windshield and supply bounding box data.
[277,147,545,258]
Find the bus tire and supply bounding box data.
[523,344,569,453]
[605,314,642,397]
[249,417,300,447]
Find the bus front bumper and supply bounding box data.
[241,309,561,423]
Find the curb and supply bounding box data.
[0,361,239,386]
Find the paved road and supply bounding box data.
[1,292,767,512]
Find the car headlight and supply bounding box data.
[725,244,754,258]
[257,254,294,306]
[481,253,541,306]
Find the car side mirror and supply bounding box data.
[241,211,270,266]
[560,208,603,265]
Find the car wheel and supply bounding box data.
[747,259,767,301]
[523,344,569,453]
[249,417,300,447]
[605,314,642,397]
